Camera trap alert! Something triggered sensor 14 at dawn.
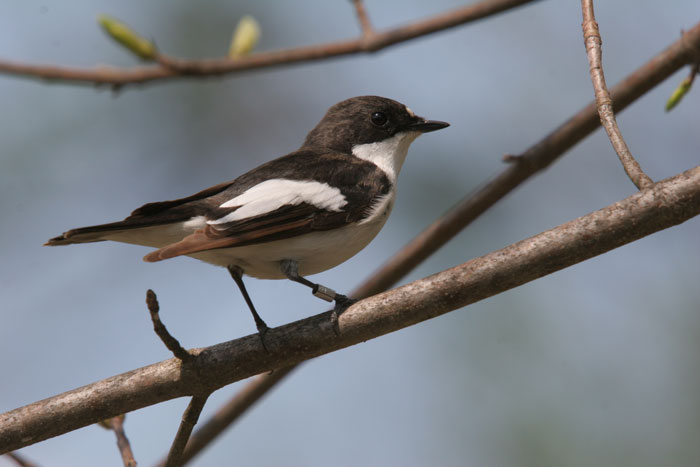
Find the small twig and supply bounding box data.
[163,395,209,467]
[690,62,700,85]
[100,415,137,467]
[170,367,295,466]
[146,289,191,362]
[502,153,522,163]
[581,0,653,190]
[351,0,374,37]
[4,452,39,467]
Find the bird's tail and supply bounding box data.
[45,221,145,246]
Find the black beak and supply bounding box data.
[407,119,450,133]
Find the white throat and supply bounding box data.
[351,131,421,182]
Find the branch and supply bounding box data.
[163,395,209,467]
[580,0,653,189]
[159,20,700,463]
[171,367,295,466]
[147,289,192,362]
[4,452,38,467]
[100,415,137,467]
[0,0,538,87]
[2,165,700,454]
[351,0,375,38]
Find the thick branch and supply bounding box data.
[0,0,538,86]
[2,165,700,454]
[581,0,653,189]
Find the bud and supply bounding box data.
[228,15,261,58]
[665,75,693,112]
[98,14,156,60]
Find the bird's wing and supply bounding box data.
[142,170,384,262]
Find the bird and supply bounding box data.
[46,96,449,338]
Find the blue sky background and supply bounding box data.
[1,1,700,466]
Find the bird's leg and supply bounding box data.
[279,260,357,330]
[227,265,269,348]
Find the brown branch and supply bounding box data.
[4,452,38,467]
[351,0,374,38]
[163,20,700,463]
[163,395,209,467]
[3,165,700,454]
[581,0,653,190]
[0,0,539,86]
[172,367,294,466]
[147,289,192,362]
[100,415,137,467]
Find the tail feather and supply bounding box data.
[45,222,138,246]
[45,180,234,248]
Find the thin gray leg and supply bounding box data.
[227,265,269,336]
[279,259,357,328]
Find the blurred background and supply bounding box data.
[1,1,699,466]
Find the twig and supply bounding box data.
[171,367,294,466]
[0,0,538,87]
[147,289,192,362]
[100,415,137,467]
[581,0,653,190]
[4,452,38,467]
[163,395,209,467]
[4,164,700,454]
[159,19,700,462]
[351,0,374,37]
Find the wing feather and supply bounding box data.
[143,203,344,262]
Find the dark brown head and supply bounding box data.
[302,96,449,153]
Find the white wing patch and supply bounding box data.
[208,179,347,225]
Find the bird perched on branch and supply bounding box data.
[46,96,449,339]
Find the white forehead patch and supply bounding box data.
[405,106,416,118]
[209,179,347,225]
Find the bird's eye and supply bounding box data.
[370,111,388,126]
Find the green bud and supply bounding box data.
[98,14,156,60]
[665,76,693,112]
[228,15,261,58]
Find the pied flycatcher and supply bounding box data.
[46,96,449,336]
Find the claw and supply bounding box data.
[330,295,357,336]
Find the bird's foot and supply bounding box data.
[255,321,271,352]
[330,294,357,336]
